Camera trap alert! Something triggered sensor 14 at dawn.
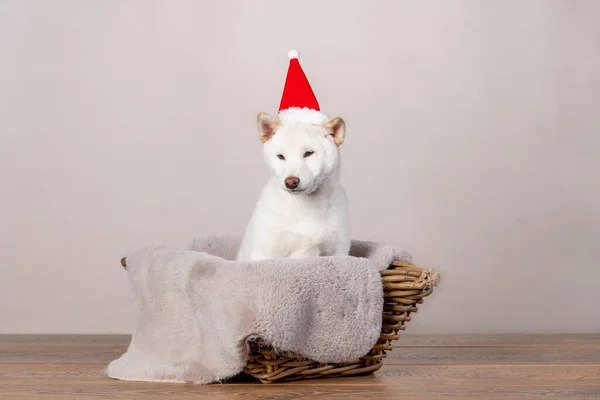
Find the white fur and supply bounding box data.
[237,109,350,261]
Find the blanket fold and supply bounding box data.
[106,235,410,384]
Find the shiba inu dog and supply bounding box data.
[236,50,350,261]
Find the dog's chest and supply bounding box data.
[274,216,342,257]
[275,196,339,230]
[244,183,349,259]
[268,195,345,247]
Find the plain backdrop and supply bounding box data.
[1,0,599,334]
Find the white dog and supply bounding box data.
[236,108,350,261]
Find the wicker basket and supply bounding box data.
[241,260,439,383]
[119,257,439,384]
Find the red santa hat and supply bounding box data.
[277,49,329,125]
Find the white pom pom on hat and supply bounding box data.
[287,49,300,59]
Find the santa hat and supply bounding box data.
[277,49,329,125]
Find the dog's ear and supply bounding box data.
[257,112,278,143]
[324,117,346,146]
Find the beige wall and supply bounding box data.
[1,0,599,334]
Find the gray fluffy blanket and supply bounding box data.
[106,236,410,384]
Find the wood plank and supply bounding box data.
[0,335,131,347]
[373,364,600,386]
[396,333,600,347]
[384,345,600,365]
[2,344,599,365]
[0,332,600,348]
[0,382,598,399]
[0,345,126,364]
[1,363,599,387]
[2,334,599,348]
[1,334,599,399]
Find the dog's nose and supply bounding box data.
[285,176,300,189]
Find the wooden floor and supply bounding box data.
[0,334,599,399]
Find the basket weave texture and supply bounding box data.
[242,259,439,383]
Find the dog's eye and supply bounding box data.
[277,154,285,160]
[303,150,314,158]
